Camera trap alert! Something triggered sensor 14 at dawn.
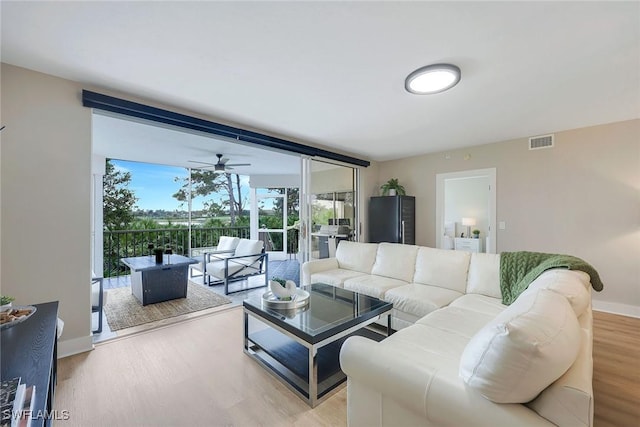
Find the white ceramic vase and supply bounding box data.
[269,280,297,300]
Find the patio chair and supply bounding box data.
[190,236,240,277]
[91,276,106,333]
[203,239,268,294]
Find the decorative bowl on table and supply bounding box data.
[0,305,37,330]
[262,279,310,310]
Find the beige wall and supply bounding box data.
[378,119,640,310]
[1,64,92,352]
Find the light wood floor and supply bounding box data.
[592,310,640,427]
[56,308,639,426]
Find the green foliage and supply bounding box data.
[0,295,15,305]
[173,170,248,225]
[271,277,286,286]
[104,159,138,230]
[380,178,406,196]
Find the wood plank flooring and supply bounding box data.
[592,310,640,427]
[56,308,639,426]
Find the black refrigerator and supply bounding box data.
[368,195,415,244]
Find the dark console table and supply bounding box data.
[121,255,198,305]
[1,301,59,427]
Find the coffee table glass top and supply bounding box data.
[243,283,392,343]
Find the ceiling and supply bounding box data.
[2,1,639,164]
[92,112,303,175]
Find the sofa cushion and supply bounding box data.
[310,269,367,288]
[380,322,471,364]
[466,253,501,298]
[336,241,378,273]
[413,247,471,293]
[522,269,591,316]
[371,243,419,282]
[459,289,581,403]
[416,306,494,339]
[384,284,462,319]
[449,294,506,317]
[344,274,407,300]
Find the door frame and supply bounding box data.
[435,168,497,253]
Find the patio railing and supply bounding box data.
[103,226,251,278]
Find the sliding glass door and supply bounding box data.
[299,158,358,263]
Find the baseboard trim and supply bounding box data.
[58,335,94,358]
[592,300,640,319]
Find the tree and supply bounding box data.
[103,159,137,230]
[173,170,247,225]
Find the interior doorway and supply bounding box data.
[435,168,497,253]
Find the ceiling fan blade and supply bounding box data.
[225,163,251,167]
[188,160,217,167]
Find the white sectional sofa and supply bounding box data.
[302,241,594,427]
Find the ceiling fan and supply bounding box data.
[188,153,251,174]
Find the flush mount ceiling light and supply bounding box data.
[405,63,461,94]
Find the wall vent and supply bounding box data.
[529,134,554,150]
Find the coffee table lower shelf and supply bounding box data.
[244,321,385,407]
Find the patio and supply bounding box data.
[93,259,300,343]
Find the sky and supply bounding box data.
[111,159,250,212]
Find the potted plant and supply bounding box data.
[0,295,15,310]
[472,229,480,238]
[380,178,406,196]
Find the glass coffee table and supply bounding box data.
[243,283,392,407]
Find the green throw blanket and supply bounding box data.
[500,251,604,305]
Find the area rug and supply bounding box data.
[104,283,232,331]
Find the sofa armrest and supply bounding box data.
[301,258,339,285]
[340,336,553,426]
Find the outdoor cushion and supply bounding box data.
[205,258,261,279]
[217,236,240,252]
[234,239,264,263]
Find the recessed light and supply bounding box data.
[405,64,461,95]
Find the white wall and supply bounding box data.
[444,176,490,238]
[1,64,93,355]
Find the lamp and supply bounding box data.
[405,63,461,94]
[461,217,476,238]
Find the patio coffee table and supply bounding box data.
[121,255,198,305]
[243,283,392,407]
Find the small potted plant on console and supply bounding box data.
[380,178,406,196]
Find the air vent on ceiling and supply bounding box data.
[529,134,554,150]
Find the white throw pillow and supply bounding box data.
[459,289,581,403]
